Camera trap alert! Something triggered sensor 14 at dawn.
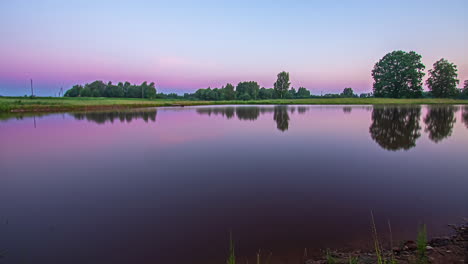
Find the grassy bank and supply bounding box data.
[1,96,467,113]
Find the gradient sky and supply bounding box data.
[0,0,467,96]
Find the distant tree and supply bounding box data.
[259,87,275,99]
[372,51,425,98]
[127,84,141,98]
[236,81,260,100]
[424,106,457,143]
[238,93,251,101]
[145,82,157,98]
[462,80,468,97]
[80,87,92,97]
[323,93,342,98]
[210,88,220,100]
[223,83,236,100]
[165,93,180,99]
[106,82,124,97]
[296,87,310,98]
[426,59,459,98]
[64,85,82,97]
[123,82,131,96]
[369,106,421,151]
[341,87,355,98]
[288,88,297,98]
[274,71,290,99]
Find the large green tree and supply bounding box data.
[372,51,425,98]
[426,58,459,98]
[274,71,290,99]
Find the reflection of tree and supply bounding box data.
[463,106,468,129]
[196,107,235,119]
[72,109,157,124]
[225,107,235,119]
[343,107,352,113]
[195,106,292,131]
[274,106,290,132]
[236,107,260,121]
[297,106,309,114]
[424,106,456,143]
[369,107,421,151]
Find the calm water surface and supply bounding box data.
[1,105,467,264]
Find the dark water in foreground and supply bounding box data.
[1,105,467,264]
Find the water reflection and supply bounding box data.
[195,107,235,119]
[71,109,157,124]
[343,107,352,113]
[423,106,457,143]
[1,105,468,264]
[236,107,261,121]
[369,106,421,151]
[462,106,468,129]
[274,106,290,132]
[297,106,309,114]
[196,106,295,132]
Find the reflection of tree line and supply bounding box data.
[370,106,460,151]
[462,106,468,129]
[65,105,467,148]
[71,109,157,124]
[196,106,310,132]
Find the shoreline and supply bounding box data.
[1,97,468,113]
[305,222,467,264]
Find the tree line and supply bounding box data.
[64,50,468,100]
[64,81,157,98]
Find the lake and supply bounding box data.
[1,105,467,264]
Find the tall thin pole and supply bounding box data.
[30,79,34,97]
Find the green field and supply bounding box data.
[0,96,467,113]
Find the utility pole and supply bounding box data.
[30,79,34,97]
